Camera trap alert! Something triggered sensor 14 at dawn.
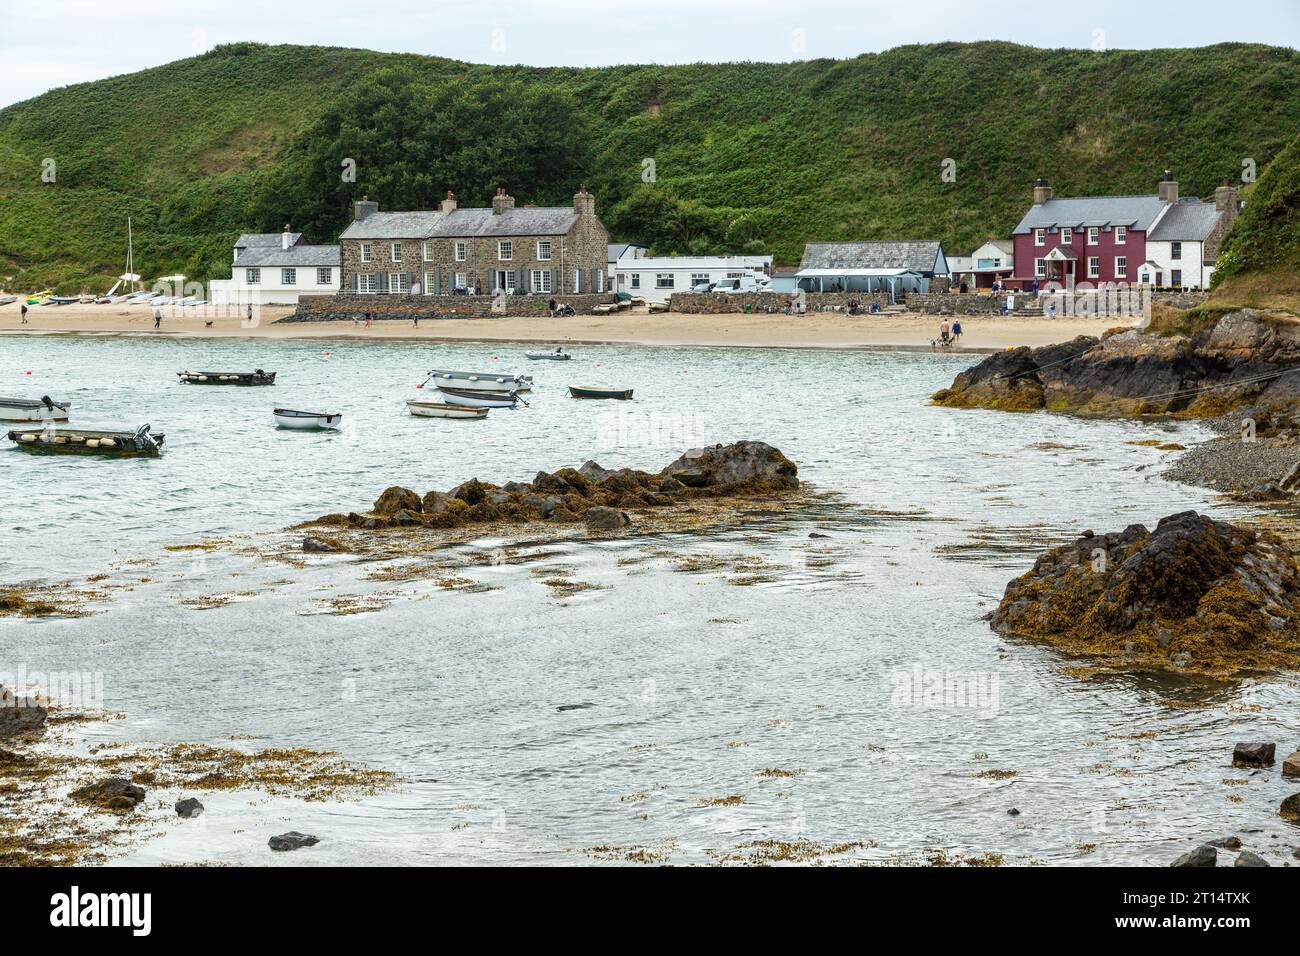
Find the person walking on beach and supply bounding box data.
[20,302,28,324]
[413,315,419,328]
[952,319,962,343]
[153,306,162,330]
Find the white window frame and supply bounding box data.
[595,269,604,293]
[1087,227,1099,245]
[656,273,675,289]
[1087,256,1100,278]
[454,272,467,290]
[317,267,332,286]
[455,241,466,262]
[246,267,261,284]
[1034,258,1046,278]
[281,267,296,285]
[630,273,641,289]
[498,240,513,261]
[1114,256,1127,278]
[572,269,581,293]
[1034,228,1045,246]
[1060,227,1072,244]
[531,270,553,293]
[536,240,552,261]
[390,272,409,294]
[424,272,437,295]
[422,241,433,262]
[360,243,372,263]
[1114,226,1127,245]
[358,274,378,294]
[391,243,402,264]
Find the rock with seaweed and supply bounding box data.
[989,511,1300,673]
[311,441,800,534]
[0,686,47,738]
[933,310,1300,417]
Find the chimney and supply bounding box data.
[491,187,515,216]
[573,184,596,217]
[439,190,457,215]
[1032,177,1053,205]
[1215,178,1240,228]
[353,196,378,221]
[1158,169,1179,203]
[281,224,292,251]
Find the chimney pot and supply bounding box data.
[1158,171,1179,204]
[353,198,378,221]
[1032,178,1053,205]
[491,188,515,215]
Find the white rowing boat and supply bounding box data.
[434,386,521,409]
[273,408,342,430]
[407,401,489,420]
[0,396,71,423]
[525,349,572,361]
[425,369,532,393]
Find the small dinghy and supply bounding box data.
[568,386,633,400]
[178,369,276,386]
[273,408,342,430]
[525,349,572,361]
[0,396,71,423]
[435,386,522,409]
[424,369,532,393]
[407,401,489,420]
[7,424,163,457]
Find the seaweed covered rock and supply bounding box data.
[990,511,1300,672]
[0,686,47,737]
[70,777,146,813]
[373,486,421,515]
[659,441,799,491]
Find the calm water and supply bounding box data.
[2,334,1297,866]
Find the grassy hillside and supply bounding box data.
[1208,130,1300,312]
[2,41,1299,292]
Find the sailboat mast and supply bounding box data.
[126,217,135,293]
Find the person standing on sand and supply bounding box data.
[952,319,962,342]
[20,303,28,324]
[413,315,419,328]
[154,306,161,330]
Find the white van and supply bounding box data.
[707,274,769,294]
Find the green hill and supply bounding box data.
[2,40,1299,293]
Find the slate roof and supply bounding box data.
[232,244,340,268]
[236,232,302,249]
[1148,201,1222,241]
[1013,196,1166,233]
[427,207,578,238]
[339,212,444,240]
[608,242,647,261]
[800,241,944,274]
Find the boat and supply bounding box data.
[568,386,634,400]
[525,349,572,361]
[406,401,489,420]
[48,296,81,305]
[7,425,163,457]
[435,386,521,409]
[178,370,276,386]
[0,295,16,306]
[0,396,71,423]
[424,369,532,393]
[25,290,52,305]
[273,408,342,430]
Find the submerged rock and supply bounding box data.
[269,831,319,851]
[175,797,204,818]
[301,536,338,553]
[70,777,146,813]
[1170,844,1217,867]
[1233,742,1276,767]
[1235,850,1269,867]
[990,511,1300,672]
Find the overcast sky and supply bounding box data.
[1,0,1297,109]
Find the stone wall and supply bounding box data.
[283,292,617,322]
[668,291,891,314]
[906,288,1210,315]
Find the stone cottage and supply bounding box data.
[338,187,610,299]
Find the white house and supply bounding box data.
[951,239,1014,289]
[1140,200,1223,289]
[608,242,648,278]
[611,254,772,304]
[209,229,341,305]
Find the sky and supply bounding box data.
[1,0,1298,109]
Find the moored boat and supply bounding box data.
[7,425,163,457]
[0,295,16,306]
[0,396,71,423]
[568,386,633,400]
[424,369,532,393]
[525,349,572,361]
[407,401,489,420]
[273,408,342,430]
[435,386,521,409]
[178,369,276,386]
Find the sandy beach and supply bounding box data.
[0,302,1132,351]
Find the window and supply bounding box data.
[690,273,710,287]
[595,270,604,293]
[391,243,402,263]
[1114,226,1127,245]
[1060,227,1073,244]
[1034,228,1045,245]
[1170,242,1182,261]
[498,241,512,261]
[1034,258,1046,278]
[424,272,437,295]
[1171,269,1183,287]
[455,241,466,262]
[361,243,372,263]
[317,267,332,286]
[1087,227,1099,245]
[281,268,296,285]
[390,272,409,294]
[454,272,467,290]
[246,268,261,284]
[630,274,640,289]
[656,273,675,289]
[531,270,553,293]
[1087,257,1100,278]
[1114,256,1127,278]
[358,274,378,294]
[422,242,433,262]
[536,240,552,261]
[572,269,581,293]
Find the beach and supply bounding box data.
[0,302,1132,351]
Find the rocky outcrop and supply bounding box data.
[70,777,146,813]
[990,511,1300,672]
[1170,844,1217,867]
[0,686,47,737]
[933,309,1300,417]
[313,441,800,534]
[269,831,319,851]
